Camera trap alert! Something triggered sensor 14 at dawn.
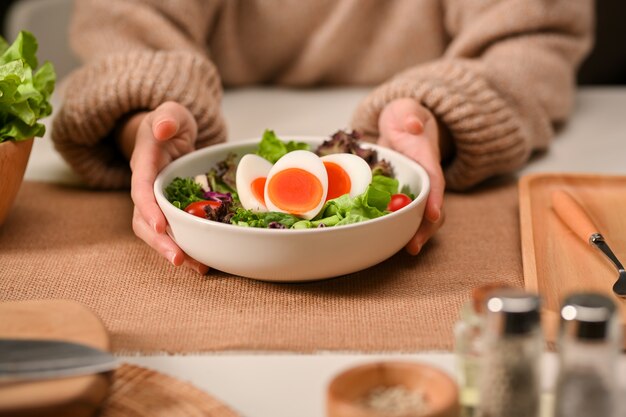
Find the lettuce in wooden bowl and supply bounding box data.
[0,31,56,225]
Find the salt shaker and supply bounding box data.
[476,290,542,417]
[455,301,483,417]
[554,293,622,417]
[454,284,511,417]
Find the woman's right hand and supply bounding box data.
[116,101,209,274]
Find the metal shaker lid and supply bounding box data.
[485,290,541,336]
[560,293,617,340]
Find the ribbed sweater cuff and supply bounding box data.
[351,60,531,190]
[52,51,226,189]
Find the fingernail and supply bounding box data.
[153,119,176,140]
[154,119,169,131]
[406,117,424,135]
[406,242,421,256]
[426,207,441,223]
[167,251,178,266]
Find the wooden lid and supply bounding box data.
[0,299,111,417]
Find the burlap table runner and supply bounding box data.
[0,181,523,353]
[100,364,239,417]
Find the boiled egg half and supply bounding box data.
[320,153,372,201]
[236,154,273,212]
[264,150,328,220]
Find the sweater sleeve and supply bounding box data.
[52,0,226,189]
[351,0,593,190]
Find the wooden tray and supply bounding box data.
[519,173,626,347]
[0,300,112,417]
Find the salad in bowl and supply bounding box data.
[154,130,430,281]
[164,130,417,229]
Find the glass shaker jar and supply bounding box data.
[476,290,543,417]
[454,283,511,417]
[554,292,622,417]
[455,300,483,417]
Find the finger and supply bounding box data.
[379,98,429,137]
[183,255,210,275]
[151,101,197,142]
[405,209,446,255]
[132,207,184,266]
[133,209,210,274]
[423,163,444,224]
[398,138,444,223]
[151,102,182,141]
[130,132,167,234]
[377,134,392,148]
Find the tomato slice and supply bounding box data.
[387,193,412,212]
[184,200,221,218]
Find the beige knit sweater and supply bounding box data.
[52,0,593,190]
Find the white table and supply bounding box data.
[25,87,626,417]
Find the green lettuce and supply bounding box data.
[288,180,394,229]
[325,185,389,222]
[0,31,56,143]
[230,208,302,228]
[164,177,204,209]
[256,129,309,163]
[400,184,416,200]
[370,174,399,195]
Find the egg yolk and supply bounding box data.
[323,162,351,201]
[251,177,267,206]
[267,168,323,214]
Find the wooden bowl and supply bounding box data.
[327,361,460,417]
[0,138,33,226]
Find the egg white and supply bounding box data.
[321,153,372,198]
[236,154,273,212]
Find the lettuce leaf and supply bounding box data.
[206,152,239,200]
[304,182,392,228]
[256,129,309,163]
[0,31,56,143]
[400,184,416,200]
[231,179,396,229]
[370,174,399,195]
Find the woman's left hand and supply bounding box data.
[378,98,446,255]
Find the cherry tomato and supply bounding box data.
[184,200,221,218]
[387,193,412,212]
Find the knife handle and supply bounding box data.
[551,190,598,244]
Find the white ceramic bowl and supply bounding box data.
[154,137,430,282]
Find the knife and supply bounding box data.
[551,190,626,297]
[0,339,118,382]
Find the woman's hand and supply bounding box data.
[116,101,209,274]
[378,98,446,255]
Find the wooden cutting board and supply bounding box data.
[0,299,112,417]
[519,173,626,348]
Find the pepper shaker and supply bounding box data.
[554,293,622,417]
[477,290,542,417]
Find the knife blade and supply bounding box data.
[0,339,117,382]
